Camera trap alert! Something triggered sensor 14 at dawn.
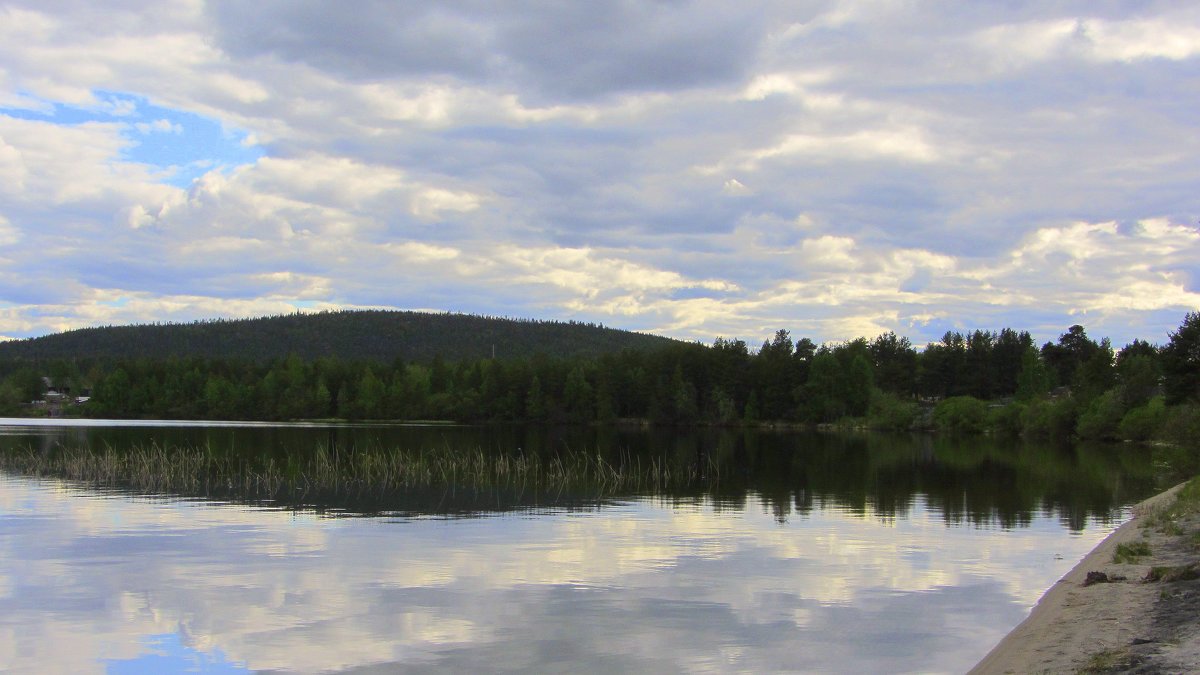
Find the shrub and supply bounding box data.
[1161,404,1200,452]
[1113,541,1151,564]
[932,396,988,433]
[1021,397,1079,438]
[1118,397,1166,441]
[868,390,918,431]
[1076,390,1124,440]
[987,402,1026,436]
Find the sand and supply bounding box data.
[970,482,1200,674]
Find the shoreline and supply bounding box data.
[970,481,1199,674]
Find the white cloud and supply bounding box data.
[975,17,1200,69]
[0,474,1118,674]
[722,178,750,195]
[382,241,461,263]
[750,127,945,165]
[0,1,1195,347]
[799,235,858,269]
[409,187,482,221]
[0,214,19,246]
[134,118,182,134]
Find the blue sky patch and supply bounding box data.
[1,91,262,188]
[104,632,250,674]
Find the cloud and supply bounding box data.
[0,473,1118,674]
[134,118,182,134]
[0,1,1197,348]
[203,0,777,102]
[973,16,1200,69]
[0,215,19,246]
[409,187,482,221]
[721,178,751,196]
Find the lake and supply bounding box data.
[0,419,1169,673]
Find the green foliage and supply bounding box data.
[932,396,988,433]
[867,389,917,431]
[1015,347,1050,401]
[353,368,386,419]
[742,390,760,424]
[917,332,965,398]
[92,367,133,417]
[706,386,738,425]
[868,332,917,395]
[1160,403,1200,452]
[1147,564,1200,582]
[753,329,799,420]
[964,330,996,399]
[563,366,594,423]
[986,402,1026,436]
[1076,390,1124,440]
[2,312,1195,435]
[1020,397,1078,438]
[1118,397,1166,441]
[845,354,874,417]
[524,375,546,422]
[593,373,616,423]
[1177,475,1200,510]
[0,310,677,364]
[801,353,846,423]
[1115,344,1160,410]
[0,378,25,415]
[1041,324,1101,388]
[992,328,1034,397]
[1113,541,1151,564]
[1142,475,1200,538]
[1079,648,1134,674]
[1163,311,1200,404]
[3,367,45,404]
[668,365,699,425]
[1073,339,1115,404]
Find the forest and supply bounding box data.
[0,311,1197,448]
[0,310,676,363]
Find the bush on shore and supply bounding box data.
[1021,397,1079,439]
[1118,397,1167,442]
[987,402,1026,436]
[868,390,918,431]
[1076,391,1124,441]
[932,396,988,433]
[1161,404,1200,452]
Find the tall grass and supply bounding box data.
[0,442,719,502]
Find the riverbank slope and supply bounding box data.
[970,479,1200,674]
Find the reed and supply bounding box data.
[0,442,719,502]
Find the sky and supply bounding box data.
[0,1,1197,350]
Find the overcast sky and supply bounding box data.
[1,1,1197,349]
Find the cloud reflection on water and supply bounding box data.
[0,474,1118,673]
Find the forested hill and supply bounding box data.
[0,311,679,363]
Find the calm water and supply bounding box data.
[0,419,1168,673]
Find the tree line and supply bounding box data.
[1,313,1197,445]
[0,310,676,363]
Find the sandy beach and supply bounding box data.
[970,480,1200,674]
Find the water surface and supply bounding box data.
[0,420,1165,673]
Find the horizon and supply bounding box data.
[0,307,1183,353]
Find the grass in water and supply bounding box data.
[1113,541,1152,564]
[0,442,719,503]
